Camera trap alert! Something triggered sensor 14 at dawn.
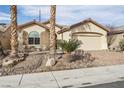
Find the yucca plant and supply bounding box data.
[59,39,81,62]
[61,39,81,53]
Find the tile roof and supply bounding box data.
[58,18,110,34]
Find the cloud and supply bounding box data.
[0,12,10,21]
[18,5,124,26]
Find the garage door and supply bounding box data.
[77,36,102,50]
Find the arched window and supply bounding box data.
[28,31,40,45]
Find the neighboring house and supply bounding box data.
[0,20,63,50]
[108,26,124,51]
[58,18,109,50]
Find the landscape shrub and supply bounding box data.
[59,39,82,62]
[59,39,82,53]
[119,39,124,51]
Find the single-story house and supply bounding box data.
[58,18,109,50]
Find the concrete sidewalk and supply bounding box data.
[0,64,124,88]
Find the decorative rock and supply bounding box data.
[56,55,62,60]
[2,60,15,67]
[46,58,56,67]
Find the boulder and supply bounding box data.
[2,60,15,68]
[46,58,56,67]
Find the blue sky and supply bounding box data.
[1,5,124,26]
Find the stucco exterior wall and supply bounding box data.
[22,25,47,48]
[23,25,46,34]
[57,34,62,40]
[40,30,50,50]
[62,30,72,41]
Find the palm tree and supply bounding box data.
[46,5,56,66]
[10,5,18,57]
[49,5,56,58]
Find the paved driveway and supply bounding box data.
[1,64,124,88]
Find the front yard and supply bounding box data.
[0,50,124,76]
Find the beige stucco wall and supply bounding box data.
[62,30,72,41]
[23,25,46,34]
[60,22,108,50]
[40,30,50,50]
[22,25,48,48]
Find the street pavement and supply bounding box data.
[83,80,124,88]
[0,64,124,88]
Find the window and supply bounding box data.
[28,31,40,45]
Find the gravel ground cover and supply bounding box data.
[0,51,124,76]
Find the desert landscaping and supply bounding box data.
[0,50,124,76]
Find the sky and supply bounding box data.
[1,5,124,27]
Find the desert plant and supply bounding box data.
[119,39,124,51]
[59,39,81,62]
[60,39,81,53]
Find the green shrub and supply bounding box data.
[119,39,124,51]
[59,39,82,53]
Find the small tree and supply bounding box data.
[60,39,81,53]
[119,39,124,51]
[59,39,81,62]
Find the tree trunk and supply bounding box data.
[49,5,56,59]
[10,5,18,57]
[46,5,56,67]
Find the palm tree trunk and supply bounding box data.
[46,5,56,66]
[10,5,18,57]
[49,5,56,59]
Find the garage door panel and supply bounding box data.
[77,36,102,50]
